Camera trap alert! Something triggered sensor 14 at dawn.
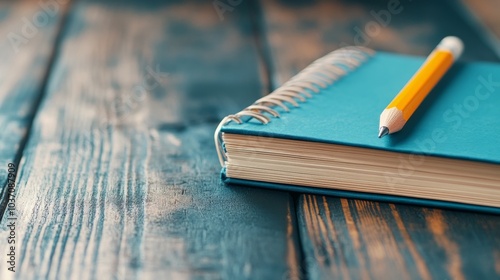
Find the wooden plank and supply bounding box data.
[0,0,301,279]
[298,196,500,279]
[458,0,500,57]
[258,0,500,279]
[462,0,500,39]
[0,1,68,215]
[259,0,499,88]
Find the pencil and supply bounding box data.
[378,36,464,138]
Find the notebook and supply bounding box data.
[214,47,500,214]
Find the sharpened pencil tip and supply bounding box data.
[378,126,389,138]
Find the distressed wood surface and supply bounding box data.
[258,0,500,279]
[460,0,500,57]
[0,0,499,279]
[0,0,68,216]
[298,196,500,280]
[258,0,499,89]
[0,0,300,279]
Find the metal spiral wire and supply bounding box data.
[215,46,375,166]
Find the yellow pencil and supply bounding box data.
[378,36,464,138]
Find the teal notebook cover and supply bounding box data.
[220,51,500,213]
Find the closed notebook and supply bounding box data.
[214,47,500,214]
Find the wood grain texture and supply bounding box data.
[0,0,300,279]
[298,196,500,279]
[0,0,68,216]
[459,0,500,56]
[258,0,500,279]
[258,0,499,88]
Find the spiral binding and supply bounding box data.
[214,46,375,166]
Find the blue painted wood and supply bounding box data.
[298,196,500,279]
[0,1,68,218]
[2,0,499,279]
[258,0,499,89]
[258,0,500,279]
[453,0,500,57]
[0,0,300,279]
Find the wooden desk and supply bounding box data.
[0,0,498,279]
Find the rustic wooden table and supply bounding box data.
[0,0,499,279]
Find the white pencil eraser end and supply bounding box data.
[437,36,464,59]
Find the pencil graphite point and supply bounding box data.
[378,126,389,138]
